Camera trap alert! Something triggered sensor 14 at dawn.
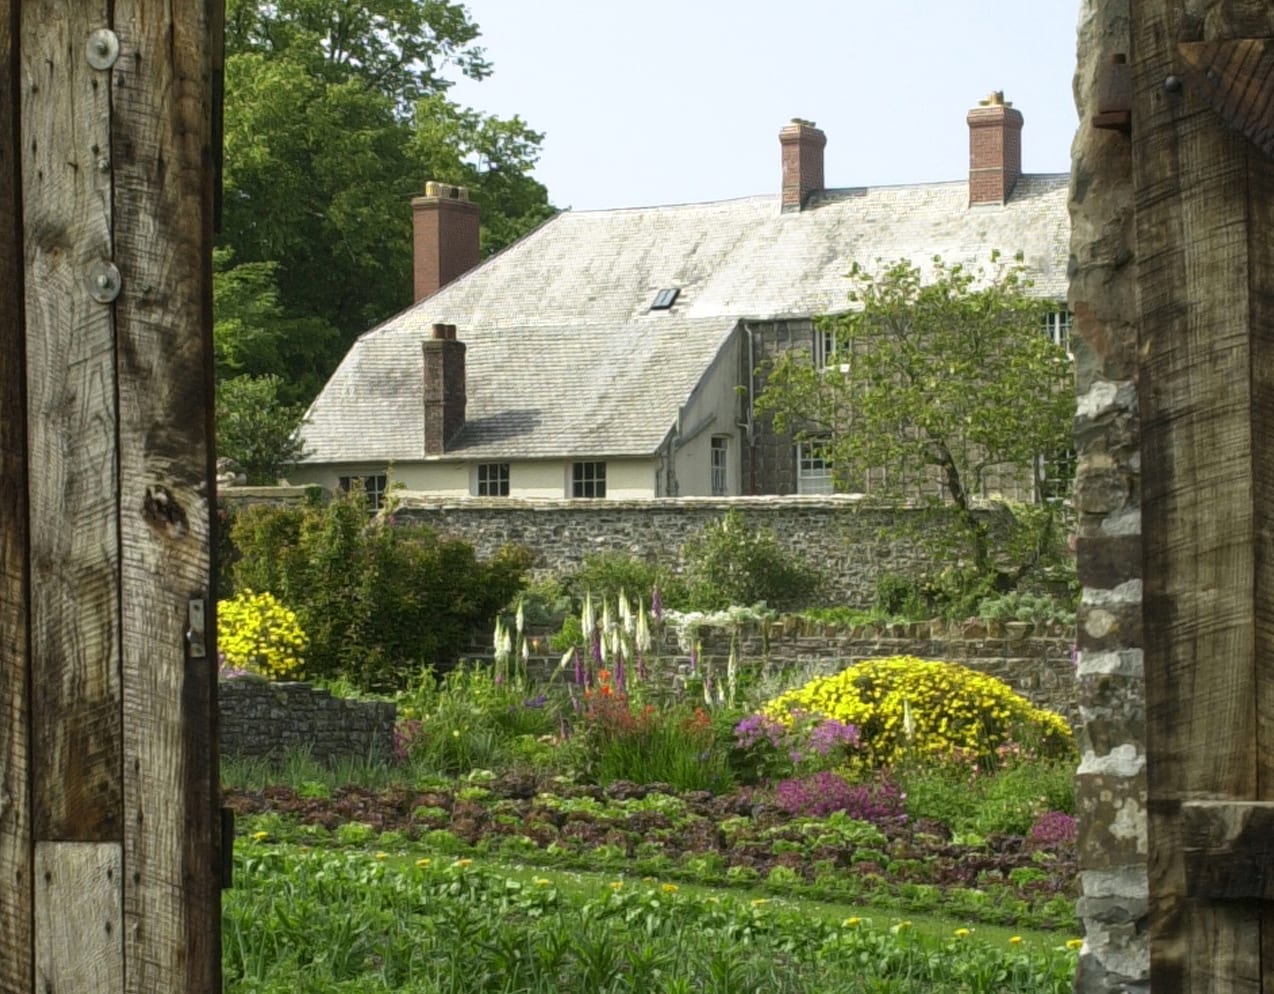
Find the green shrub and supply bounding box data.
[565,551,685,608]
[762,655,1074,767]
[680,509,822,611]
[977,590,1076,626]
[228,489,533,690]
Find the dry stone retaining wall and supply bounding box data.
[219,678,396,765]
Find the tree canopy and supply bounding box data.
[216,0,556,405]
[213,1,557,480]
[755,254,1074,603]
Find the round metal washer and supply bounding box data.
[88,261,122,304]
[86,28,120,70]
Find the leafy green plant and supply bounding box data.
[680,509,822,612]
[228,488,533,690]
[978,590,1076,626]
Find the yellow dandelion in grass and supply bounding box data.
[890,921,912,934]
[1067,938,1084,951]
[374,852,388,861]
[1009,936,1023,945]
[953,928,971,938]
[843,917,861,928]
[454,858,473,868]
[609,881,624,890]
[415,858,432,868]
[751,899,769,907]
[660,883,678,894]
[707,897,720,904]
[534,877,551,887]
[251,830,269,841]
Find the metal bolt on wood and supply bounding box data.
[85,29,119,70]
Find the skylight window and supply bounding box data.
[650,288,679,310]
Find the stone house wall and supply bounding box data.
[219,678,397,765]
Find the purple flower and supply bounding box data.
[733,713,785,749]
[651,586,663,621]
[808,719,860,756]
[614,653,627,694]
[773,771,906,822]
[574,649,584,686]
[522,694,548,710]
[1027,811,1078,849]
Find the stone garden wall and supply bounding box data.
[393,494,953,605]
[219,678,397,765]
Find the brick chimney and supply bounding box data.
[412,181,480,302]
[779,119,826,213]
[967,92,1024,205]
[422,323,466,455]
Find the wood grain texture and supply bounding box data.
[1178,39,1274,156]
[34,842,123,994]
[0,1,32,991]
[1133,2,1274,991]
[111,3,221,992]
[1245,62,1274,991]
[22,0,122,842]
[1183,801,1274,900]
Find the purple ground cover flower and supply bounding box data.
[773,771,906,822]
[1027,810,1078,848]
[808,719,860,755]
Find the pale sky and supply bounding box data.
[449,1,1082,212]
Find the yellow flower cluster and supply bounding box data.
[218,590,308,681]
[762,656,1072,766]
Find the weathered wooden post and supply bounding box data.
[1132,2,1274,992]
[0,3,223,992]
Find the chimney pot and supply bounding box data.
[779,119,826,213]
[412,182,480,302]
[967,93,1024,205]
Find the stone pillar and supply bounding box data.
[1069,0,1148,991]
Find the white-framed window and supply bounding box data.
[813,325,843,370]
[475,463,509,497]
[710,436,729,495]
[795,439,834,494]
[1043,308,1072,356]
[338,474,388,511]
[1037,449,1076,504]
[572,461,606,498]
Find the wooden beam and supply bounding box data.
[22,0,123,843]
[1178,39,1274,158]
[1184,801,1274,900]
[111,4,221,991]
[0,0,33,988]
[1134,2,1274,992]
[34,842,123,993]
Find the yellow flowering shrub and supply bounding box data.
[218,590,308,680]
[762,656,1072,766]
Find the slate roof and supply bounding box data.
[299,174,1070,465]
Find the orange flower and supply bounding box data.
[597,669,612,683]
[600,685,613,697]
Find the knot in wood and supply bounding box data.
[142,485,189,539]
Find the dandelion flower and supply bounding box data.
[843,917,861,928]
[751,899,768,907]
[251,831,269,841]
[1009,936,1023,945]
[1066,938,1084,951]
[374,852,388,861]
[454,858,472,868]
[415,858,432,868]
[953,928,971,938]
[891,921,912,934]
[660,883,678,894]
[610,881,624,890]
[534,877,551,887]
